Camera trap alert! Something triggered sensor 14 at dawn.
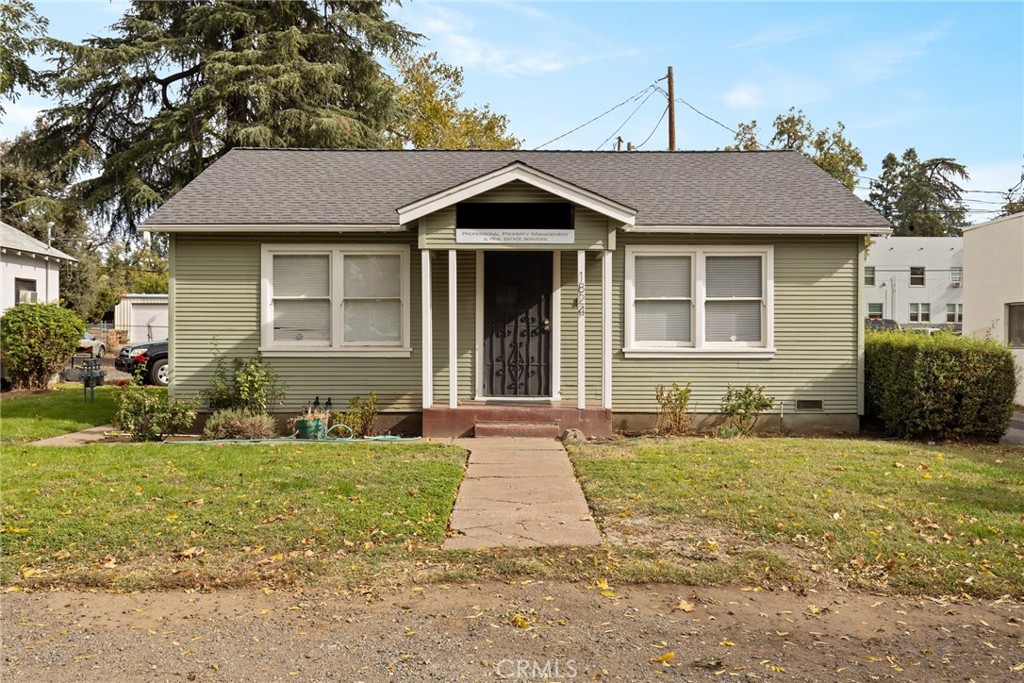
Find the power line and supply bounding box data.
[855,174,1012,195]
[595,88,659,151]
[634,105,669,150]
[533,82,660,150]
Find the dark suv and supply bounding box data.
[115,340,169,386]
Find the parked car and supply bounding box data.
[115,340,169,386]
[77,332,107,357]
[865,318,901,331]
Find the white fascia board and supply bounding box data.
[148,224,408,233]
[397,162,637,226]
[627,224,892,236]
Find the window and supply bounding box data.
[864,266,875,286]
[946,303,963,324]
[14,278,36,305]
[910,267,925,287]
[950,267,963,287]
[867,303,883,320]
[625,246,773,356]
[1009,304,1024,348]
[909,303,930,323]
[261,245,410,356]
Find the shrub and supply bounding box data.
[720,383,775,435]
[0,303,85,389]
[116,382,197,441]
[334,393,378,438]
[655,381,693,435]
[205,347,285,415]
[203,408,278,440]
[865,330,1018,440]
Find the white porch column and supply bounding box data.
[577,250,586,410]
[602,249,612,410]
[421,249,433,409]
[448,249,458,409]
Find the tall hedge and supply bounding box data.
[865,331,1019,441]
[0,303,85,390]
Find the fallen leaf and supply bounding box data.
[650,651,675,665]
[675,599,695,612]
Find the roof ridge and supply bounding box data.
[226,147,799,155]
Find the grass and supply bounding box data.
[570,437,1024,598]
[1,442,467,589]
[0,383,119,444]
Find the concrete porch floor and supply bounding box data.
[443,437,603,549]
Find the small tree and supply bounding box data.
[720,384,776,435]
[0,303,84,389]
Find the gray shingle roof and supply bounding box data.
[143,149,889,230]
[0,221,77,263]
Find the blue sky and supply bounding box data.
[4,1,1022,221]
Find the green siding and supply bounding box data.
[430,250,476,403]
[419,181,614,251]
[611,234,860,414]
[171,233,423,412]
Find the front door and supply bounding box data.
[482,252,552,397]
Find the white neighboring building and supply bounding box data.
[114,293,169,343]
[864,236,963,330]
[963,213,1024,405]
[0,221,77,317]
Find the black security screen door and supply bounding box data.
[483,252,553,397]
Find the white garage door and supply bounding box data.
[130,303,169,343]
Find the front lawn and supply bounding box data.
[1,442,466,588]
[571,438,1024,598]
[0,384,119,444]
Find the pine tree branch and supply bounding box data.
[154,63,202,111]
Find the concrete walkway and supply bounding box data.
[444,438,602,549]
[1002,409,1024,446]
[29,424,116,446]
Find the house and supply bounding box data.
[114,293,170,344]
[0,220,77,317]
[143,148,891,437]
[963,213,1024,404]
[863,236,963,330]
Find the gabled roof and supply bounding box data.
[0,221,77,263]
[143,148,890,233]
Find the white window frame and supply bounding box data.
[946,303,963,324]
[909,302,930,324]
[864,266,875,287]
[910,266,925,287]
[624,245,774,358]
[950,266,963,287]
[260,243,411,357]
[867,303,883,320]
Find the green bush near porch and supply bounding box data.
[865,330,1018,440]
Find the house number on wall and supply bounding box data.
[577,276,586,316]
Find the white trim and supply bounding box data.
[448,249,458,409]
[627,224,891,236]
[624,245,775,355]
[151,224,408,233]
[552,252,562,401]
[421,249,433,409]
[577,250,586,410]
[474,251,484,400]
[601,249,612,410]
[397,162,637,226]
[261,348,412,358]
[261,243,410,353]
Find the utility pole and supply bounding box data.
[667,66,676,151]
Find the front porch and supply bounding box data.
[423,401,613,438]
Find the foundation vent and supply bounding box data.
[796,399,824,411]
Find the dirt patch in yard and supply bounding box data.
[4,581,1021,682]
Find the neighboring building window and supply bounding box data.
[867,303,883,320]
[946,303,963,324]
[261,245,410,354]
[14,278,36,305]
[624,245,773,354]
[950,266,963,287]
[910,267,925,286]
[909,303,930,323]
[1009,304,1024,348]
[864,266,875,286]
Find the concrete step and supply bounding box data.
[474,420,561,438]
